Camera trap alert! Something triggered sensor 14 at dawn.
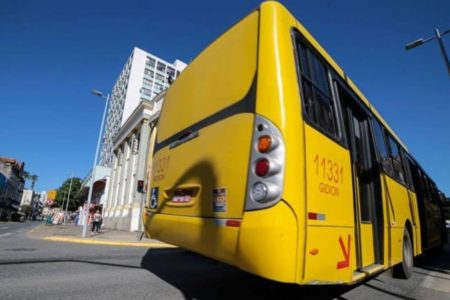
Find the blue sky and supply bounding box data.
[0,0,449,194]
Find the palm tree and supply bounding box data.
[22,171,30,188]
[30,175,39,191]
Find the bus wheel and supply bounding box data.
[393,229,413,279]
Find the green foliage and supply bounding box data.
[30,174,39,190]
[23,171,30,180]
[55,177,83,211]
[22,171,30,187]
[22,171,39,190]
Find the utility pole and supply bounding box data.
[82,89,109,238]
[405,28,450,77]
[61,191,66,214]
[64,173,74,225]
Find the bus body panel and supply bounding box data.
[146,213,240,265]
[150,113,254,219]
[382,175,410,266]
[146,9,260,274]
[302,124,356,283]
[304,226,356,283]
[408,190,423,256]
[256,1,307,283]
[236,201,298,283]
[156,11,259,143]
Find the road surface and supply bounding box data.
[0,222,448,299]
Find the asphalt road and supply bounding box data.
[0,222,449,300]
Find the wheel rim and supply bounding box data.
[404,233,413,270]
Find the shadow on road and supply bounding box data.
[414,239,450,276]
[140,238,450,300]
[140,248,358,300]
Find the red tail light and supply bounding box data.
[255,159,270,177]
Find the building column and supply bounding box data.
[130,120,151,232]
[119,139,130,207]
[105,153,118,218]
[112,148,123,208]
[124,133,137,207]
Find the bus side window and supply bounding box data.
[430,181,440,205]
[295,38,339,140]
[371,119,393,175]
[386,135,405,184]
[401,150,414,191]
[422,174,433,204]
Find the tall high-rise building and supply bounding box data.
[100,47,187,167]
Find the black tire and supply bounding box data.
[393,229,414,279]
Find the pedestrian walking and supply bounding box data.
[74,211,79,226]
[91,210,102,233]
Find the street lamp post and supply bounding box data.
[82,89,109,238]
[405,28,450,76]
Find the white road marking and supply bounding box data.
[0,226,8,229]
[0,233,13,238]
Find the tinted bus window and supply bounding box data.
[387,135,405,183]
[372,119,393,174]
[296,39,338,139]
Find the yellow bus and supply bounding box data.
[143,1,445,285]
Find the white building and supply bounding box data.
[20,189,33,206]
[100,47,186,167]
[103,94,162,231]
[39,191,47,206]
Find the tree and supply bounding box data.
[55,177,83,211]
[30,174,39,190]
[23,171,30,188]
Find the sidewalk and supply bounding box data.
[29,222,176,248]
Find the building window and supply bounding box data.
[157,62,166,72]
[146,57,155,68]
[155,73,165,83]
[141,87,152,96]
[295,37,338,139]
[144,68,154,78]
[143,78,153,87]
[154,83,163,93]
[167,67,175,78]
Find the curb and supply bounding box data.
[40,236,177,248]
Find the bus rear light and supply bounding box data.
[255,158,270,177]
[225,219,241,227]
[308,212,317,220]
[308,212,326,220]
[252,182,268,202]
[245,115,285,211]
[257,135,272,153]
